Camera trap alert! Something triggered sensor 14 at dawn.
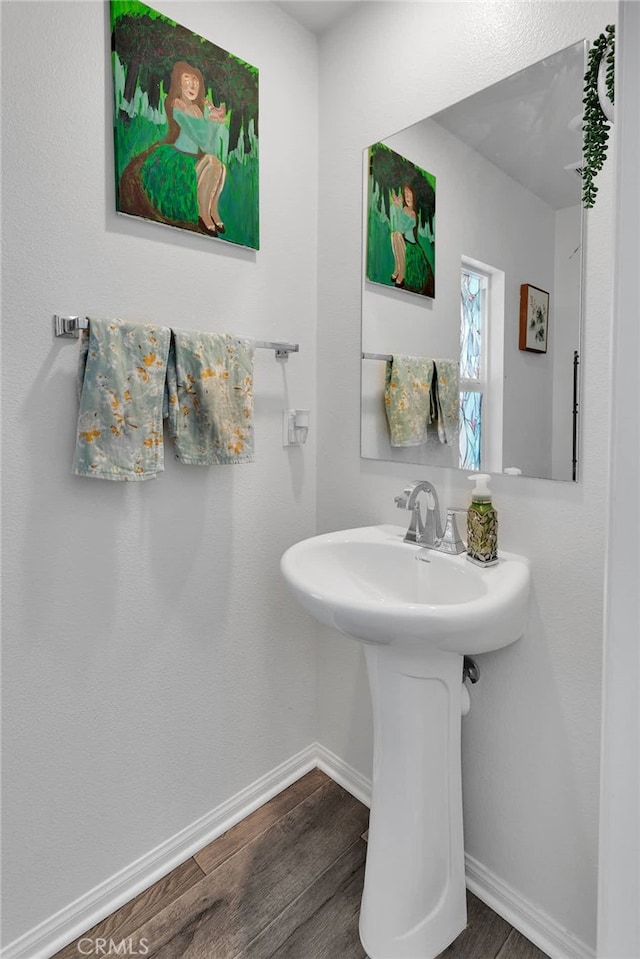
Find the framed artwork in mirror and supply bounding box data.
[110,0,259,249]
[366,143,436,298]
[519,284,549,353]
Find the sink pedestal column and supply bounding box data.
[359,644,467,959]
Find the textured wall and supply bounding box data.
[316,2,615,951]
[551,204,583,481]
[1,0,318,944]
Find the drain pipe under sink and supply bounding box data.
[462,656,480,715]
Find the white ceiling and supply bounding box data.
[273,1,359,35]
[431,42,585,210]
[273,5,583,211]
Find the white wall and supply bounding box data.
[317,2,614,953]
[1,0,318,946]
[552,204,583,481]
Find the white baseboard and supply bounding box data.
[1,744,319,959]
[315,743,372,807]
[2,745,595,959]
[465,853,596,959]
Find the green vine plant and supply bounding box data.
[582,24,615,208]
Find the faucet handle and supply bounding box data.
[394,482,421,508]
[436,508,466,555]
[395,488,425,542]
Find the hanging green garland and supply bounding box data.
[582,24,615,209]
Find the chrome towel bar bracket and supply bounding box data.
[54,315,88,337]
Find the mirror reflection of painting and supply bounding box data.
[366,143,436,298]
[519,284,550,353]
[111,0,259,249]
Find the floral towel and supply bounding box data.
[384,354,459,447]
[73,317,171,481]
[431,359,459,446]
[166,330,255,465]
[384,355,435,446]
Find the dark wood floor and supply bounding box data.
[53,769,549,958]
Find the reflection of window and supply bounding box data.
[459,268,487,470]
[459,259,505,473]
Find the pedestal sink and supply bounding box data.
[280,524,530,959]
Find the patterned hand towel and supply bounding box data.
[431,359,460,446]
[73,317,171,481]
[384,355,435,446]
[166,330,255,465]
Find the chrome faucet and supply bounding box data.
[394,480,466,555]
[394,480,442,545]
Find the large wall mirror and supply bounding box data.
[361,41,586,482]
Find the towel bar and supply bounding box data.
[53,315,299,359]
[362,351,393,361]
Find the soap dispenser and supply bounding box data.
[467,473,498,566]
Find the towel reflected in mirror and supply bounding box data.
[384,354,459,448]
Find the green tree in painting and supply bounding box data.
[367,142,435,297]
[111,0,259,249]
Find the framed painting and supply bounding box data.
[111,0,259,249]
[519,284,549,353]
[366,142,436,298]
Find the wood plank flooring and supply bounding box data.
[53,769,549,959]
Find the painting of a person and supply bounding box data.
[366,142,435,297]
[137,61,228,235]
[389,184,429,291]
[112,1,259,249]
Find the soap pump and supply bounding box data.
[466,473,498,566]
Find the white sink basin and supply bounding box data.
[280,524,530,654]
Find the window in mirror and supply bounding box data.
[460,268,484,381]
[460,389,482,470]
[459,259,504,473]
[459,267,485,470]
